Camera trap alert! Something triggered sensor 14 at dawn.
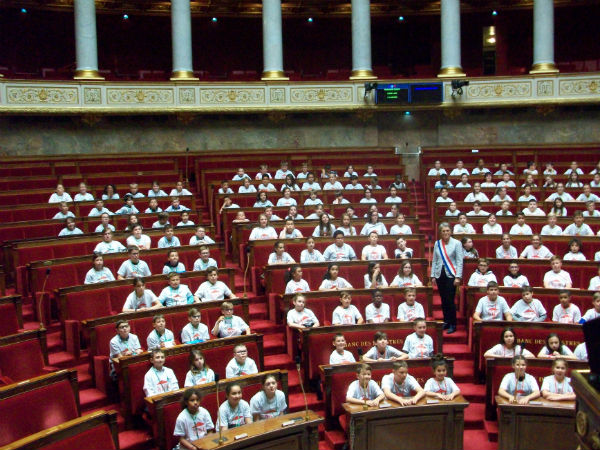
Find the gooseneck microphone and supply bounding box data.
[295,354,310,421]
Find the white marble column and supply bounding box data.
[350,0,376,79]
[438,0,465,78]
[171,0,198,80]
[73,0,103,80]
[261,0,288,80]
[530,0,559,73]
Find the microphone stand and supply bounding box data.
[362,379,369,410]
[213,375,227,445]
[243,247,251,299]
[37,266,51,328]
[295,356,310,422]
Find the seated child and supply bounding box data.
[143,349,180,396]
[194,268,236,302]
[540,358,576,401]
[483,327,534,359]
[286,293,319,329]
[250,374,288,421]
[503,261,530,288]
[162,250,186,275]
[510,286,546,322]
[181,308,210,344]
[424,355,461,401]
[381,361,426,406]
[537,333,576,359]
[543,256,573,289]
[467,258,497,287]
[216,383,252,430]
[497,355,540,405]
[158,273,194,306]
[402,318,434,358]
[173,387,214,448]
[329,333,357,364]
[552,290,581,324]
[582,292,600,321]
[109,320,142,372]
[365,289,390,323]
[184,350,215,386]
[396,287,425,322]
[211,301,250,338]
[225,344,258,378]
[473,281,513,321]
[193,246,218,271]
[345,364,385,408]
[363,331,407,362]
[158,225,181,248]
[147,314,176,350]
[332,291,364,325]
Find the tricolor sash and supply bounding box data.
[437,240,457,277]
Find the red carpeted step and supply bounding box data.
[249,302,268,321]
[264,333,286,355]
[319,440,335,450]
[118,429,154,450]
[464,402,485,429]
[83,404,126,432]
[464,429,498,450]
[48,350,80,368]
[484,420,499,442]
[288,392,322,412]
[453,359,476,383]
[264,353,295,371]
[74,361,94,390]
[324,429,346,450]
[443,343,472,359]
[79,387,110,412]
[443,329,468,344]
[251,319,285,334]
[458,383,486,403]
[46,330,64,352]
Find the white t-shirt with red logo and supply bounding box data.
[173,407,214,446]
[475,296,510,321]
[365,303,390,323]
[543,270,573,289]
[287,308,318,326]
[552,304,582,324]
[332,305,363,325]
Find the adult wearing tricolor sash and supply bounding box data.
[431,222,463,334]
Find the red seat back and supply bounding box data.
[0,379,79,446]
[0,338,46,382]
[0,303,20,337]
[39,423,116,450]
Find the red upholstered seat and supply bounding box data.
[0,376,79,447]
[38,423,117,450]
[0,302,21,337]
[0,334,51,383]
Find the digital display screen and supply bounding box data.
[374,83,443,105]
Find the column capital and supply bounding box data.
[261,71,289,81]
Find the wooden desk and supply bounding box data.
[496,396,576,450]
[342,395,468,450]
[571,370,600,450]
[192,411,323,450]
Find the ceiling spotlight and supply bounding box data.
[123,14,129,20]
[211,17,218,22]
[307,17,314,23]
[492,10,498,16]
[398,16,404,21]
[21,8,27,13]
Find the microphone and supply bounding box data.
[242,246,251,299]
[213,373,226,445]
[37,266,52,327]
[295,354,310,421]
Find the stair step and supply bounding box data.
[48,350,80,369]
[464,402,485,429]
[453,359,476,383]
[464,429,498,450]
[324,430,346,450]
[484,420,499,442]
[74,362,94,390]
[264,333,286,356]
[443,343,472,359]
[79,388,110,412]
[118,429,154,450]
[289,392,322,412]
[249,302,268,320]
[458,382,486,403]
[264,353,295,371]
[251,319,285,334]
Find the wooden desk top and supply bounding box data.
[495,395,575,411]
[192,411,323,450]
[342,394,469,415]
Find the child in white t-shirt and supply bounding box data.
[510,286,546,322]
[544,256,573,289]
[225,345,258,379]
[497,355,540,405]
[194,268,236,302]
[468,258,497,287]
[250,374,288,421]
[345,364,385,407]
[173,388,214,449]
[158,273,194,306]
[503,261,530,288]
[537,333,577,359]
[286,293,319,329]
[483,327,534,359]
[424,356,461,401]
[402,319,434,358]
[181,308,210,344]
[397,287,425,322]
[563,238,586,261]
[381,361,426,405]
[184,349,216,387]
[212,302,250,338]
[363,331,407,362]
[217,383,252,429]
[582,292,600,320]
[329,334,357,365]
[552,290,581,324]
[473,281,512,321]
[365,289,390,323]
[540,358,576,401]
[332,291,363,325]
[147,314,176,350]
[143,349,180,396]
[390,261,423,288]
